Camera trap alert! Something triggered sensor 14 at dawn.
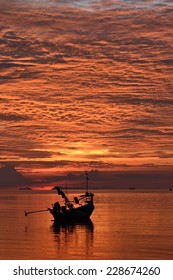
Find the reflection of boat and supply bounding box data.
[51,219,94,234]
[51,220,94,259]
[48,173,94,223]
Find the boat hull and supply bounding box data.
[49,203,95,223]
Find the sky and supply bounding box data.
[0,0,173,180]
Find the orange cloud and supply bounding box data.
[0,0,173,178]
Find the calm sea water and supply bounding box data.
[0,189,173,260]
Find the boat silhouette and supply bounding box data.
[48,187,94,222]
[25,172,95,223]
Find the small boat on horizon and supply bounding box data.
[25,172,95,223]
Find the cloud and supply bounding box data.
[0,113,29,121]
[0,0,173,174]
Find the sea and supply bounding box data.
[0,189,173,260]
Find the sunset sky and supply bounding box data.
[0,0,173,179]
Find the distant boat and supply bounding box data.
[19,187,32,190]
[25,172,95,223]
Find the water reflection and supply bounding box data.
[50,220,94,259]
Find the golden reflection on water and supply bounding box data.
[50,221,94,259]
[0,191,173,259]
[94,192,173,259]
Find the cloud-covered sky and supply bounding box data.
[0,0,173,177]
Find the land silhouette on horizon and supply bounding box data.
[0,164,173,190]
[0,164,33,188]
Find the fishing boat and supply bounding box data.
[25,172,95,223]
[48,187,94,223]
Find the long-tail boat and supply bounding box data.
[25,172,94,223]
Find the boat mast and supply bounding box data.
[86,171,88,193]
